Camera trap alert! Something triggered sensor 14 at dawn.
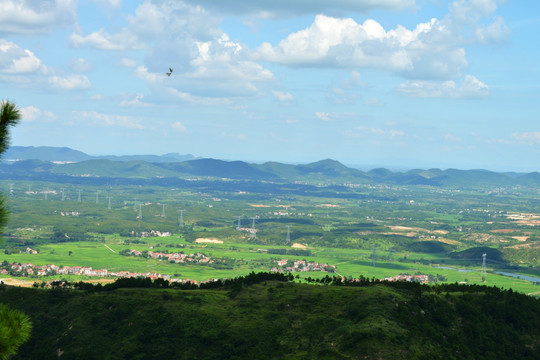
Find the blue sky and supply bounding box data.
[1,0,539,171]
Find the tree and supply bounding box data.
[0,304,32,360]
[0,100,20,230]
[0,100,31,359]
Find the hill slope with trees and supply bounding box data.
[1,275,539,360]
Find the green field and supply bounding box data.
[1,179,540,296]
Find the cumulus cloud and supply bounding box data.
[315,112,332,121]
[73,110,143,129]
[73,1,275,100]
[184,34,274,96]
[0,39,43,74]
[0,0,76,35]
[20,106,55,122]
[272,91,295,102]
[397,74,489,98]
[191,0,415,18]
[171,121,187,132]
[70,29,144,51]
[254,0,507,80]
[48,75,91,90]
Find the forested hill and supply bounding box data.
[1,275,539,359]
[1,147,539,187]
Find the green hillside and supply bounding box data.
[1,276,539,360]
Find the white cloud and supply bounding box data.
[444,133,462,142]
[69,29,143,51]
[254,0,507,80]
[171,121,187,132]
[73,110,143,129]
[512,132,540,145]
[78,1,274,99]
[70,57,93,73]
[397,74,489,98]
[327,71,364,104]
[0,39,42,74]
[364,97,384,107]
[92,0,122,9]
[120,94,153,107]
[355,126,406,137]
[20,106,55,122]
[118,58,137,67]
[272,91,294,102]
[315,112,331,121]
[449,0,509,44]
[48,75,91,90]
[0,0,76,35]
[192,0,415,18]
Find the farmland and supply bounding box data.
[1,178,539,295]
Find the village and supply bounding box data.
[123,249,215,265]
[271,259,336,273]
[383,274,429,283]
[0,260,181,282]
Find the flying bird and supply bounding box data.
[166,67,173,76]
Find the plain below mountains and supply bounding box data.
[1,146,539,187]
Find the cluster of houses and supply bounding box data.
[271,259,335,273]
[139,230,172,238]
[0,261,178,281]
[383,274,429,283]
[60,211,79,217]
[128,250,214,264]
[236,227,257,234]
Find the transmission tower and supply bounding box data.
[78,189,82,202]
[178,209,185,227]
[161,204,167,218]
[235,215,242,229]
[250,217,257,239]
[61,188,65,201]
[138,204,143,219]
[371,247,377,267]
[133,199,138,211]
[95,190,100,204]
[481,253,487,282]
[286,225,291,243]
[107,197,112,210]
[44,189,48,201]
[8,183,13,196]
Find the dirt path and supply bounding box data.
[104,244,116,253]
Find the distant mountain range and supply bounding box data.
[3,146,197,163]
[1,146,539,187]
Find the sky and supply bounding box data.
[1,0,540,171]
